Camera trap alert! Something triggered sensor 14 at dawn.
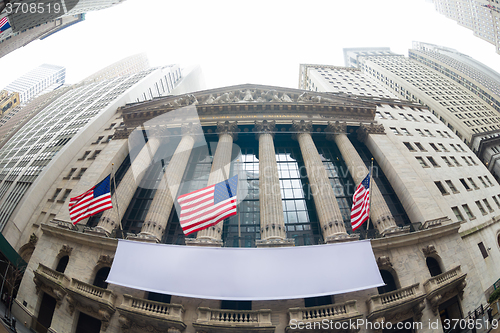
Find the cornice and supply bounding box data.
[41,222,118,251]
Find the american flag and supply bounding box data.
[0,17,11,33]
[351,172,371,231]
[69,175,113,225]
[178,175,238,235]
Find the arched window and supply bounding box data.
[426,257,442,277]
[378,270,397,294]
[93,267,110,289]
[55,256,69,273]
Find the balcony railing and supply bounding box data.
[289,300,360,322]
[367,283,422,314]
[35,263,69,287]
[424,266,463,294]
[69,278,116,307]
[196,307,273,327]
[119,294,184,322]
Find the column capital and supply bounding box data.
[148,125,170,139]
[216,121,239,140]
[291,120,312,140]
[181,122,200,136]
[253,120,277,139]
[357,123,386,142]
[325,121,347,140]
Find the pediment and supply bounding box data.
[120,84,375,115]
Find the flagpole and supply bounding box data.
[365,158,374,233]
[236,159,242,248]
[111,163,124,235]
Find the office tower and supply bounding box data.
[80,53,150,84]
[429,0,500,54]
[0,0,126,57]
[343,47,500,181]
[3,64,66,103]
[410,41,500,113]
[7,80,499,332]
[0,90,20,118]
[0,14,85,59]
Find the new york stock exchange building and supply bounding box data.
[9,84,500,333]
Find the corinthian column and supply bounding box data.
[326,121,400,236]
[291,120,357,243]
[94,126,165,236]
[254,120,294,247]
[189,121,239,246]
[134,124,197,242]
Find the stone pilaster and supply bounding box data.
[254,120,294,247]
[326,121,400,236]
[93,126,165,236]
[189,121,239,246]
[133,124,197,242]
[291,120,357,243]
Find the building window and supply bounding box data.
[61,189,71,202]
[79,151,91,160]
[446,180,459,193]
[93,267,111,289]
[390,127,400,135]
[415,129,424,136]
[462,204,474,219]
[492,196,500,209]
[462,156,472,166]
[89,150,101,160]
[75,168,86,178]
[403,142,415,151]
[467,178,479,190]
[424,129,434,136]
[484,176,494,186]
[452,207,464,222]
[426,257,443,277]
[304,295,334,308]
[435,181,448,195]
[55,256,69,273]
[450,157,461,166]
[221,300,252,310]
[385,112,395,119]
[64,168,77,179]
[414,142,425,151]
[476,201,487,215]
[478,242,489,259]
[478,176,488,187]
[438,143,448,151]
[148,292,171,304]
[427,157,439,167]
[429,143,440,152]
[441,157,453,167]
[468,156,477,165]
[416,157,428,167]
[105,135,113,143]
[483,199,494,212]
[51,189,61,201]
[459,179,471,190]
[91,136,104,144]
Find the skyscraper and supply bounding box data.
[429,0,500,54]
[3,64,66,103]
[342,47,500,181]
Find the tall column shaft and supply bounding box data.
[138,133,195,241]
[95,134,161,235]
[292,120,355,243]
[327,122,399,235]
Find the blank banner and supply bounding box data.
[107,239,384,300]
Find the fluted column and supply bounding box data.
[291,120,357,243]
[94,126,164,236]
[254,120,294,247]
[326,121,400,236]
[192,121,239,246]
[134,124,197,242]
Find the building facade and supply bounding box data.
[430,0,500,54]
[342,47,500,182]
[3,64,66,103]
[9,84,500,333]
[0,90,20,117]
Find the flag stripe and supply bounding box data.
[68,175,112,225]
[351,172,370,231]
[178,175,238,235]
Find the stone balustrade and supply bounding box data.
[36,263,70,287]
[196,307,273,327]
[289,300,360,323]
[120,294,184,322]
[367,283,422,314]
[424,266,462,293]
[69,278,116,307]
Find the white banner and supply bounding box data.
[107,239,384,300]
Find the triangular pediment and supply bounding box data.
[121,84,375,114]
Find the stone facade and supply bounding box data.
[7,84,500,333]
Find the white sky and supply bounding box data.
[1,0,499,91]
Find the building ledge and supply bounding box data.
[286,300,361,333]
[423,266,467,315]
[33,263,69,306]
[193,307,275,333]
[117,294,186,332]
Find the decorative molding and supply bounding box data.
[357,123,386,142]
[216,121,239,140]
[97,255,113,267]
[325,121,347,140]
[422,245,437,256]
[376,256,392,268]
[254,120,277,139]
[59,244,73,257]
[291,120,313,140]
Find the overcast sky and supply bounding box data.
[1,0,499,91]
